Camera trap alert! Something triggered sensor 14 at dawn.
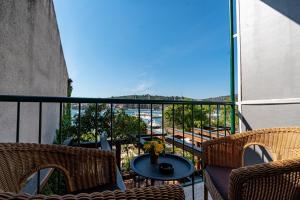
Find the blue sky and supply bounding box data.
[54,0,234,99]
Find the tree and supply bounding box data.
[59,104,147,144]
[112,109,147,142]
[55,79,74,144]
[72,103,110,136]
[164,103,238,131]
[164,104,209,131]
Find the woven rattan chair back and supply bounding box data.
[0,143,116,193]
[204,128,300,168]
[241,128,300,165]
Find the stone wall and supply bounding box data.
[0,0,68,143]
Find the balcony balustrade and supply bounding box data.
[0,95,236,200]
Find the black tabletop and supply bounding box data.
[130,153,194,181]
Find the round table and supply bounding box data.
[130,153,194,184]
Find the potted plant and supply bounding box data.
[143,140,164,164]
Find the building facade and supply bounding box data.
[0,0,69,143]
[237,0,300,131]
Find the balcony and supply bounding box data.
[1,0,300,199]
[0,95,237,200]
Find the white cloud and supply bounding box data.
[130,80,154,94]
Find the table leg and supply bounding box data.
[151,179,155,186]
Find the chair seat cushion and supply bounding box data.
[206,166,233,199]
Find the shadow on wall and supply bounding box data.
[237,110,252,131]
[237,112,274,166]
[244,144,273,166]
[261,0,300,25]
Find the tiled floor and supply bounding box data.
[184,182,212,200]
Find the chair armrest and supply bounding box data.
[229,158,300,200]
[100,133,126,191]
[0,185,185,200]
[203,133,249,168]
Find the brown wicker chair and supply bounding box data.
[0,143,185,200]
[203,128,300,200]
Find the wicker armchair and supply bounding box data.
[0,185,184,200]
[0,143,184,200]
[203,128,300,200]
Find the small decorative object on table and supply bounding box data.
[143,140,164,164]
[159,162,174,174]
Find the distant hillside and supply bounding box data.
[111,94,191,109]
[202,95,237,102]
[111,94,190,101]
[71,94,237,110]
[112,94,237,102]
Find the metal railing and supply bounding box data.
[0,95,236,199]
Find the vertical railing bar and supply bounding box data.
[110,103,113,148]
[224,105,227,136]
[56,169,60,195]
[230,102,235,134]
[217,104,219,138]
[78,103,81,146]
[95,103,98,148]
[150,104,153,140]
[209,105,212,139]
[191,104,195,200]
[172,104,175,154]
[58,102,63,194]
[16,101,20,143]
[161,104,164,143]
[200,104,203,145]
[59,102,62,144]
[37,102,42,194]
[138,104,141,155]
[172,104,175,185]
[38,102,42,143]
[200,104,204,181]
[138,104,141,188]
[182,104,185,157]
[37,171,41,194]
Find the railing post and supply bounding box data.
[208,105,211,139]
[78,103,81,146]
[150,104,153,139]
[161,104,164,142]
[95,103,98,148]
[110,103,113,148]
[115,141,121,170]
[172,104,175,154]
[229,0,236,134]
[59,102,62,144]
[138,104,141,155]
[16,101,20,143]
[191,104,195,200]
[182,104,185,157]
[217,104,219,138]
[38,102,42,144]
[224,105,227,136]
[37,102,42,194]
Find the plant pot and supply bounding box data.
[150,153,158,164]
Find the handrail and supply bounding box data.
[0,95,233,105]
